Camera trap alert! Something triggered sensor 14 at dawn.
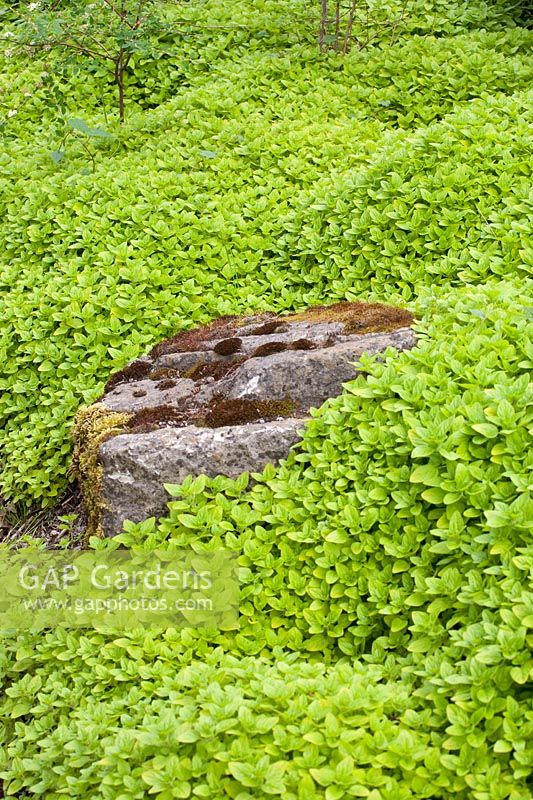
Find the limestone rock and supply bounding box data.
[99,419,305,535]
[71,301,416,536]
[103,378,196,413]
[219,328,416,410]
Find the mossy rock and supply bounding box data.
[72,301,416,535]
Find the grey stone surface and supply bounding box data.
[219,327,416,409]
[153,322,348,362]
[154,350,212,372]
[103,378,197,413]
[99,418,306,535]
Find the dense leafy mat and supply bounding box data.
[0,0,532,798]
[1,0,532,503]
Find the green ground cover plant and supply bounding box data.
[0,0,532,797]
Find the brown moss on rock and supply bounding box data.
[126,405,188,433]
[290,338,317,351]
[213,337,242,356]
[245,320,284,336]
[184,357,246,382]
[283,301,413,333]
[71,404,132,539]
[149,367,179,381]
[200,397,296,428]
[251,341,289,358]
[105,359,151,392]
[156,379,177,390]
[150,315,241,357]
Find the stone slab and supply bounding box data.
[99,418,306,535]
[219,328,416,409]
[103,378,197,413]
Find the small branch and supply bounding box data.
[81,30,116,59]
[389,0,409,46]
[319,0,328,52]
[341,1,358,53]
[79,138,97,173]
[30,38,115,61]
[101,0,137,28]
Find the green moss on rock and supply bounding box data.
[71,404,132,539]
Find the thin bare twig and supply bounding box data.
[341,0,358,54]
[33,38,114,61]
[319,0,328,52]
[102,0,137,29]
